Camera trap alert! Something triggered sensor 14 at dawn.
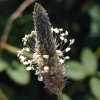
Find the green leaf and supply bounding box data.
[6,61,30,85]
[63,93,71,100]
[90,77,100,99]
[80,48,98,75]
[65,60,86,80]
[0,58,8,72]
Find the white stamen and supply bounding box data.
[60,36,64,40]
[60,33,65,36]
[31,31,35,34]
[64,39,67,43]
[38,58,43,66]
[37,55,41,58]
[35,70,40,75]
[38,58,43,62]
[24,35,28,39]
[56,50,63,56]
[70,39,75,45]
[19,56,26,62]
[17,50,21,53]
[23,61,30,65]
[38,75,43,81]
[65,47,71,52]
[22,38,27,42]
[56,50,62,53]
[53,28,59,33]
[59,28,63,31]
[17,53,20,57]
[65,31,68,35]
[65,56,70,59]
[25,48,30,52]
[59,59,65,64]
[51,27,54,32]
[44,66,49,72]
[26,66,32,70]
[30,33,33,37]
[23,42,26,46]
[17,51,22,56]
[43,55,49,59]
[33,53,40,59]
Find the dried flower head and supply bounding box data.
[17,3,74,93]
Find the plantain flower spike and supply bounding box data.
[17,3,74,93]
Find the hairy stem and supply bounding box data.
[56,91,63,100]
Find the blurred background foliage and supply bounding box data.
[0,0,100,100]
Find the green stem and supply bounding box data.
[56,91,63,100]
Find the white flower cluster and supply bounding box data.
[51,28,74,64]
[17,27,74,82]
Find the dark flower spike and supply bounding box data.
[33,3,56,58]
[17,3,74,93]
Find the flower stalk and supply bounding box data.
[56,91,63,100]
[17,3,74,100]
